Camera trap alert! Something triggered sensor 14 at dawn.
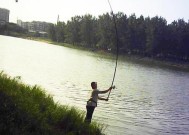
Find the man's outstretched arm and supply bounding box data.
[98,86,113,94]
[98,96,108,101]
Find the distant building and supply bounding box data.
[17,19,22,26]
[0,8,10,25]
[17,20,51,33]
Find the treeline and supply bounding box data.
[48,12,189,62]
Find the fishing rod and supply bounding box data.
[14,0,118,99]
[107,0,119,100]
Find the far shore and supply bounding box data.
[23,36,189,72]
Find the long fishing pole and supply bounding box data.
[107,0,119,100]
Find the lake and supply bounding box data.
[0,35,189,135]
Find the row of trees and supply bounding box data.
[47,13,189,62]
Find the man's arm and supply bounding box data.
[98,86,113,94]
[98,96,108,101]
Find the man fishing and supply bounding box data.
[84,82,113,123]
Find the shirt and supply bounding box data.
[87,89,100,107]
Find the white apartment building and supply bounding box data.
[17,20,51,33]
[0,8,9,25]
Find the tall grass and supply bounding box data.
[0,71,105,135]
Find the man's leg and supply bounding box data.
[85,106,95,123]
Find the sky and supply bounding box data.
[0,0,189,24]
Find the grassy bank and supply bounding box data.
[0,72,104,135]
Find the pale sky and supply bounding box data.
[0,0,189,24]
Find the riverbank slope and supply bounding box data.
[0,72,104,135]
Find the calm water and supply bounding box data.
[0,35,189,135]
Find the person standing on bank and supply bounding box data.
[84,82,113,123]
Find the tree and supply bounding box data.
[56,22,66,42]
[114,12,128,53]
[97,13,114,50]
[65,16,82,45]
[48,24,56,41]
[80,14,97,48]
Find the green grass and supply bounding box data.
[0,71,105,135]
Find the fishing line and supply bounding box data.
[107,0,119,99]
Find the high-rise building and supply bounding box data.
[0,8,10,25]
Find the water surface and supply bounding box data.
[0,35,189,135]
